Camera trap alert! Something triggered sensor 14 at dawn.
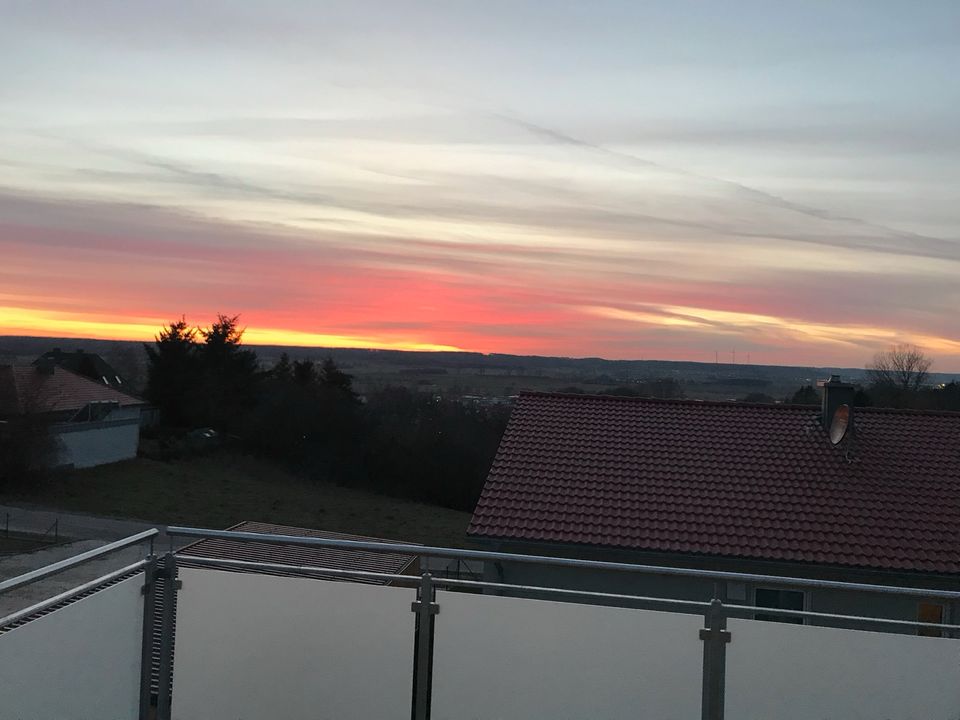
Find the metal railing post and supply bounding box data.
[411,572,439,720]
[700,598,731,720]
[156,552,180,720]
[138,556,159,720]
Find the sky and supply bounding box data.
[1,1,959,369]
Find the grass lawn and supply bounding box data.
[2,453,475,548]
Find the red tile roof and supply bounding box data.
[0,365,145,417]
[468,392,960,575]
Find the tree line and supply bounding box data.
[144,315,509,511]
[777,344,959,411]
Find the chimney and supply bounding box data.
[820,375,854,429]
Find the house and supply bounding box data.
[33,348,128,390]
[0,363,149,469]
[468,381,960,630]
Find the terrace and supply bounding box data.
[1,526,959,720]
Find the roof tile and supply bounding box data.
[0,365,144,416]
[468,392,960,575]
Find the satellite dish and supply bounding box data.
[829,404,850,445]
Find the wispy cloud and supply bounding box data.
[1,1,958,368]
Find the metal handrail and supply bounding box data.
[180,555,420,584]
[0,558,151,628]
[433,576,960,632]
[166,526,960,601]
[0,528,158,596]
[719,601,960,631]
[173,553,960,632]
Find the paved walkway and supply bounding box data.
[0,503,175,619]
[0,503,164,543]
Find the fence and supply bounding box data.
[1,525,959,720]
[1,512,59,553]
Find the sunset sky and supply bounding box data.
[2,2,958,368]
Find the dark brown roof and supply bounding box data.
[468,392,960,575]
[0,365,145,417]
[176,520,419,582]
[33,349,126,390]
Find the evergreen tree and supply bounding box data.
[272,353,293,382]
[197,314,260,430]
[320,357,356,399]
[293,359,318,386]
[145,317,201,426]
[789,385,819,405]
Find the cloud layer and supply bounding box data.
[1,2,958,368]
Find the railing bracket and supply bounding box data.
[411,600,439,615]
[699,628,731,643]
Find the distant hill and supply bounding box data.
[2,335,957,403]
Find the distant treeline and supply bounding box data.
[749,379,960,411]
[557,378,684,399]
[144,315,509,511]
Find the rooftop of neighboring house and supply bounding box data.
[468,389,960,575]
[33,348,126,390]
[0,364,146,419]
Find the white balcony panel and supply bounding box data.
[0,575,144,720]
[726,618,960,720]
[171,568,415,720]
[431,591,704,720]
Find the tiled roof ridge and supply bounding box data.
[517,390,960,417]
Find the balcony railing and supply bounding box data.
[1,526,958,720]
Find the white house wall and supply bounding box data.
[489,546,960,633]
[53,416,140,469]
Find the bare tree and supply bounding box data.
[866,344,932,392]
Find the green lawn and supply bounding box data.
[3,454,474,548]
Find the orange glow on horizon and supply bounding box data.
[3,301,959,371]
[0,306,465,353]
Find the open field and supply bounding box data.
[0,454,475,548]
[13,334,959,404]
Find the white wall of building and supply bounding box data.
[53,414,140,469]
